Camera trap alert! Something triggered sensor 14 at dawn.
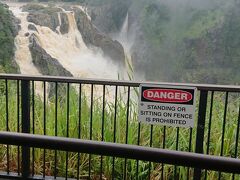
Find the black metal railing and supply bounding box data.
[0,74,239,179]
[1,132,240,176]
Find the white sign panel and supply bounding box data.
[138,84,197,127]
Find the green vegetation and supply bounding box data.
[141,2,170,46]
[0,3,19,73]
[185,10,224,39]
[0,80,239,179]
[127,0,240,85]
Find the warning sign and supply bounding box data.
[138,84,197,127]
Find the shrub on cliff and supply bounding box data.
[0,3,19,73]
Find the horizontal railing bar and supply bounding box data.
[0,171,77,180]
[0,74,139,87]
[0,74,240,92]
[0,172,22,179]
[0,131,240,174]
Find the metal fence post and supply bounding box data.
[193,90,208,180]
[21,80,30,178]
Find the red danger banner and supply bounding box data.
[139,84,197,128]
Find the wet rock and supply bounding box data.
[0,2,20,73]
[25,32,30,37]
[23,4,69,34]
[28,24,38,32]
[59,12,69,34]
[29,34,72,77]
[73,7,125,64]
[29,34,73,98]
[27,12,59,32]
[23,4,125,64]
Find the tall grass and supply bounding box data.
[0,80,239,179]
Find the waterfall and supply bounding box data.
[6,3,133,101]
[33,10,119,79]
[9,4,44,96]
[117,12,134,79]
[7,3,122,81]
[56,12,62,34]
[119,12,129,47]
[13,13,39,75]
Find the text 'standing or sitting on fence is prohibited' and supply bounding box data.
[138,84,197,128]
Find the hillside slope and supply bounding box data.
[0,2,19,73]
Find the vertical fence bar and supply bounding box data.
[112,85,118,179]
[124,86,130,180]
[218,92,229,180]
[187,128,193,180]
[21,80,30,178]
[161,126,166,179]
[65,83,70,180]
[136,123,141,180]
[88,84,94,179]
[232,102,240,180]
[148,125,153,180]
[17,80,20,175]
[43,81,46,178]
[77,84,81,180]
[204,91,214,180]
[5,79,9,174]
[54,82,58,179]
[100,85,105,180]
[220,92,229,157]
[174,127,180,180]
[32,81,35,176]
[193,90,208,180]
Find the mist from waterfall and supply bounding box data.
[116,12,144,81]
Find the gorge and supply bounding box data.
[1,0,240,85]
[7,2,128,81]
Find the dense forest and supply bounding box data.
[1,0,240,84]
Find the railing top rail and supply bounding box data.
[1,73,240,92]
[0,131,240,174]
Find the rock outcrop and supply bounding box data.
[23,4,69,34]
[59,12,69,34]
[28,24,38,32]
[0,2,20,73]
[23,4,125,64]
[29,34,72,77]
[29,34,73,97]
[72,7,125,64]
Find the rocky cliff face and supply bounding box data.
[87,4,117,34]
[72,7,125,64]
[23,4,69,34]
[23,4,125,64]
[29,34,72,77]
[0,2,20,73]
[29,33,73,97]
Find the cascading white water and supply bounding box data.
[9,5,40,75]
[9,3,44,96]
[117,12,134,79]
[119,12,129,47]
[8,3,122,80]
[7,2,134,101]
[33,10,120,79]
[56,12,62,34]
